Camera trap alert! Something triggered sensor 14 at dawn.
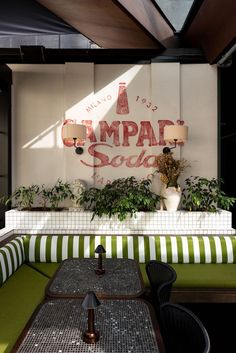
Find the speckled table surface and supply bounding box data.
[46,258,144,298]
[12,299,162,353]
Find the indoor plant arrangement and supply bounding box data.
[1,178,75,211]
[79,176,163,221]
[182,176,236,212]
[155,152,188,211]
[39,179,74,210]
[1,184,40,210]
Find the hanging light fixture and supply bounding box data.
[62,123,86,154]
[163,125,188,154]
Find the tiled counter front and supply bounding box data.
[5,209,235,235]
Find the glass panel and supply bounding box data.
[155,0,194,31]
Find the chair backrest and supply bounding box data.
[146,260,177,308]
[160,302,210,353]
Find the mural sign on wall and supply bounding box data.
[11,62,217,188]
[63,63,184,186]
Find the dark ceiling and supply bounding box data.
[0,0,235,64]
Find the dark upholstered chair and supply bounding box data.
[146,260,177,315]
[160,302,210,353]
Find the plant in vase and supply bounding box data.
[156,152,189,211]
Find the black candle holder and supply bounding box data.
[95,244,106,275]
[81,291,101,344]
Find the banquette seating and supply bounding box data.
[1,233,236,353]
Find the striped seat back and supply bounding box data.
[22,235,236,264]
[0,237,25,286]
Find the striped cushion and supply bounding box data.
[22,235,236,264]
[0,237,25,286]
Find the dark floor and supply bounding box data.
[183,303,236,353]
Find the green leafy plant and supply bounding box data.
[182,176,236,212]
[79,176,163,221]
[40,179,74,210]
[1,184,40,210]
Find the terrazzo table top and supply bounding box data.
[46,258,144,298]
[11,299,163,353]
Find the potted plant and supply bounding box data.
[182,176,236,212]
[40,179,74,210]
[1,184,40,210]
[79,176,163,221]
[155,152,189,211]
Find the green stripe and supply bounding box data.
[122,236,128,259]
[100,236,107,257]
[155,236,161,261]
[90,235,95,258]
[220,237,227,263]
[133,236,139,262]
[79,236,84,258]
[14,238,23,265]
[57,236,63,262]
[23,235,30,262]
[68,236,74,258]
[197,236,205,263]
[176,237,183,263]
[14,241,21,267]
[111,236,117,258]
[187,237,194,263]
[209,237,216,263]
[10,242,19,269]
[34,236,41,262]
[144,236,150,263]
[45,236,52,262]
[19,237,25,262]
[165,236,172,263]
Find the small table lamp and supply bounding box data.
[82,291,101,344]
[95,244,106,275]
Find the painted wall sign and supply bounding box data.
[63,67,187,186]
[11,62,217,189]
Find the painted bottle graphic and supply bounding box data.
[116,82,129,114]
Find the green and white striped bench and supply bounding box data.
[0,236,25,286]
[1,235,236,286]
[23,234,236,264]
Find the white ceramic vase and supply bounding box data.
[71,179,86,209]
[162,185,181,212]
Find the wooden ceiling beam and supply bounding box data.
[183,0,236,63]
[36,0,174,49]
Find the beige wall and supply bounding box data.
[9,62,217,190]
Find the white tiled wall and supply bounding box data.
[5,210,235,235]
